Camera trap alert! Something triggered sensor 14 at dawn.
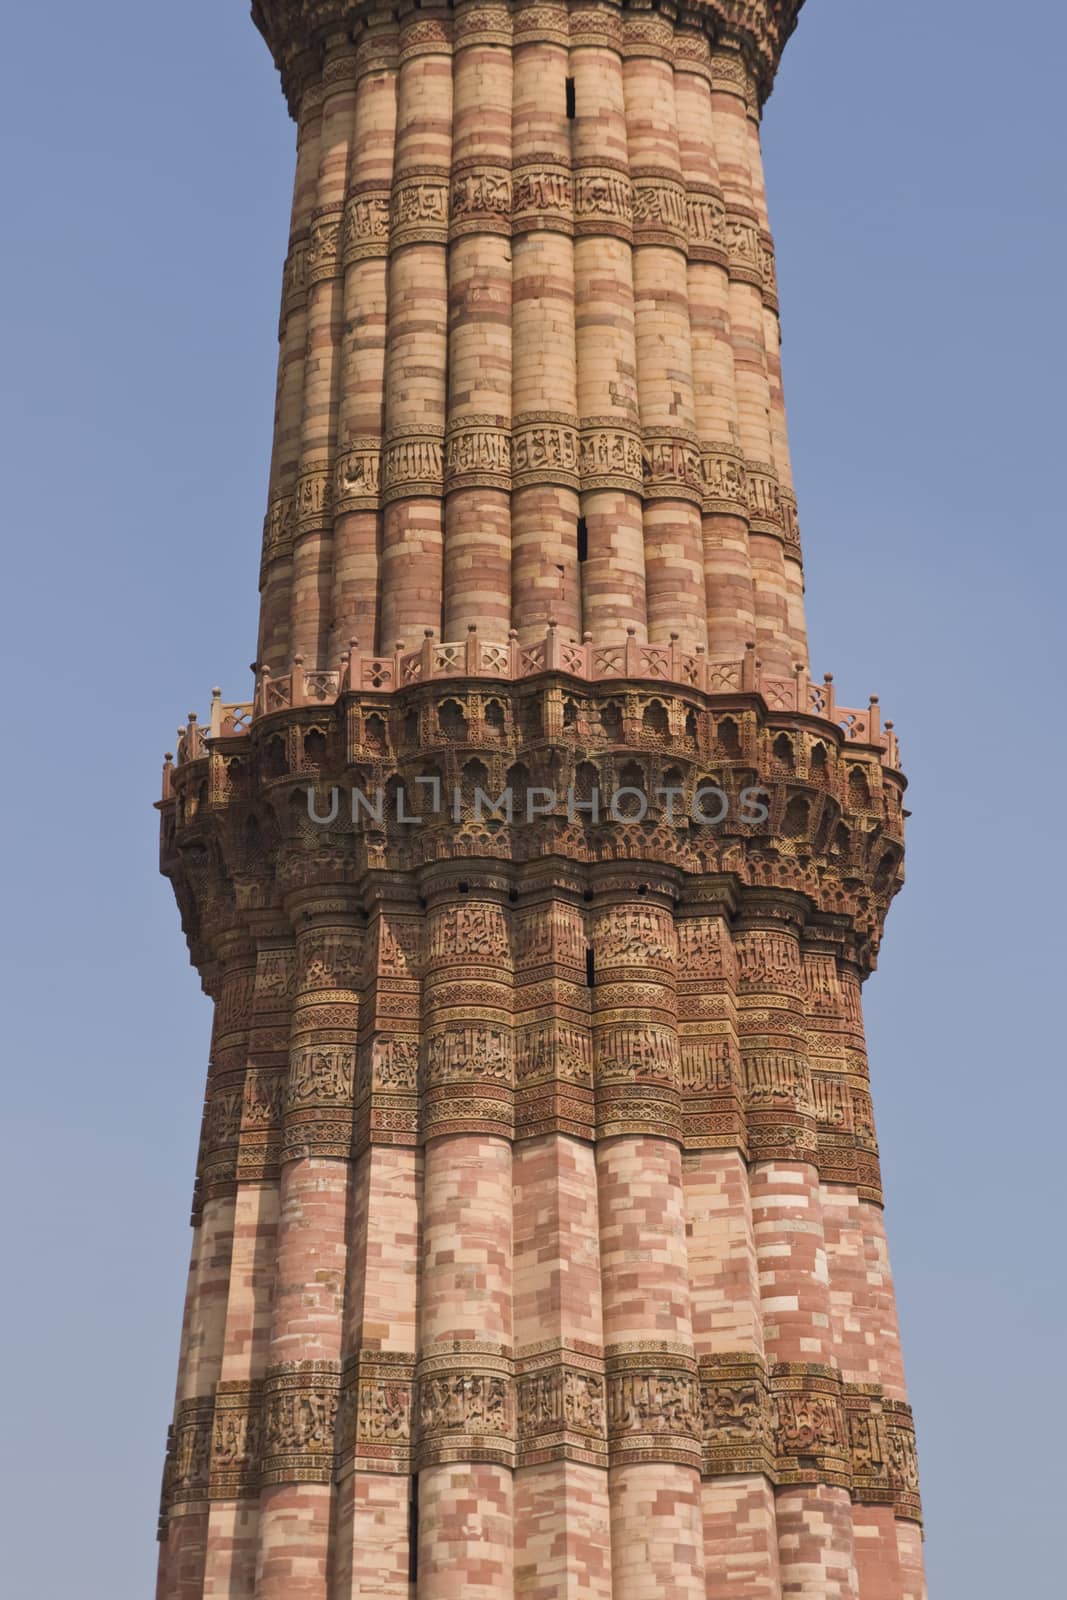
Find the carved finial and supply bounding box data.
[670,631,679,642]
[424,629,435,639]
[468,623,477,633]
[211,686,221,700]
[745,640,756,651]
[164,752,174,765]
[824,672,833,684]
[188,712,198,723]
[548,617,558,630]
[885,720,894,730]
[583,631,593,643]
[395,641,405,652]
[349,637,360,651]
[293,653,305,666]
[508,628,518,640]
[626,625,637,636]
[870,694,880,705]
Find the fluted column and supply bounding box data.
[442,0,514,636]
[591,879,705,1600]
[624,11,706,650]
[330,19,399,657]
[509,1,582,641]
[291,38,358,665]
[379,4,453,648]
[254,898,362,1600]
[202,931,293,1600]
[259,86,324,674]
[678,895,781,1598]
[745,97,807,667]
[416,880,515,1596]
[674,25,755,660]
[163,944,254,1600]
[512,890,611,1599]
[805,934,924,1600]
[737,896,858,1599]
[711,46,792,676]
[570,3,647,639]
[331,885,422,1600]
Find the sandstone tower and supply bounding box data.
[156,3,926,1597]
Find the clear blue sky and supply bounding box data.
[1,2,1063,1593]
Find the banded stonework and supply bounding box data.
[155,3,927,1598]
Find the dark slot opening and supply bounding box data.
[577,516,588,563]
[566,77,576,119]
[408,1475,419,1581]
[586,947,596,987]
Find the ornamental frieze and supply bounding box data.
[443,419,512,490]
[333,443,381,511]
[371,1035,419,1091]
[389,172,450,247]
[449,165,512,237]
[286,1045,356,1107]
[595,902,675,965]
[573,166,633,237]
[515,1022,592,1085]
[724,208,763,287]
[512,3,570,48]
[631,173,688,245]
[735,929,802,988]
[770,1365,850,1488]
[415,1349,515,1464]
[397,14,453,64]
[306,207,343,283]
[743,1050,815,1113]
[343,188,390,262]
[511,162,573,234]
[428,902,509,961]
[380,431,444,501]
[262,490,295,559]
[260,1363,341,1486]
[423,1024,514,1086]
[746,462,786,535]
[210,1381,263,1501]
[700,445,749,514]
[642,431,705,502]
[294,460,333,534]
[511,412,581,489]
[699,1353,774,1476]
[169,1398,213,1505]
[578,420,643,491]
[337,1353,415,1470]
[679,1035,741,1093]
[606,1352,702,1463]
[686,186,728,261]
[595,1023,678,1087]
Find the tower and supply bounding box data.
[156,1,925,1597]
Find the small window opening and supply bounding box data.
[566,77,576,119]
[408,1475,419,1581]
[577,516,588,562]
[586,947,596,987]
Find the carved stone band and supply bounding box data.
[631,172,688,248]
[700,445,749,515]
[306,206,344,284]
[641,430,705,503]
[444,419,512,491]
[746,462,786,537]
[770,1363,851,1490]
[294,460,333,535]
[334,442,382,511]
[511,160,573,234]
[724,206,763,288]
[449,164,512,238]
[344,188,391,263]
[574,164,633,239]
[511,412,581,489]
[381,431,445,501]
[686,184,728,263]
[260,1363,342,1486]
[578,419,644,493]
[389,171,450,248]
[210,1380,263,1500]
[337,1351,415,1473]
[415,1348,516,1468]
[605,1347,702,1467]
